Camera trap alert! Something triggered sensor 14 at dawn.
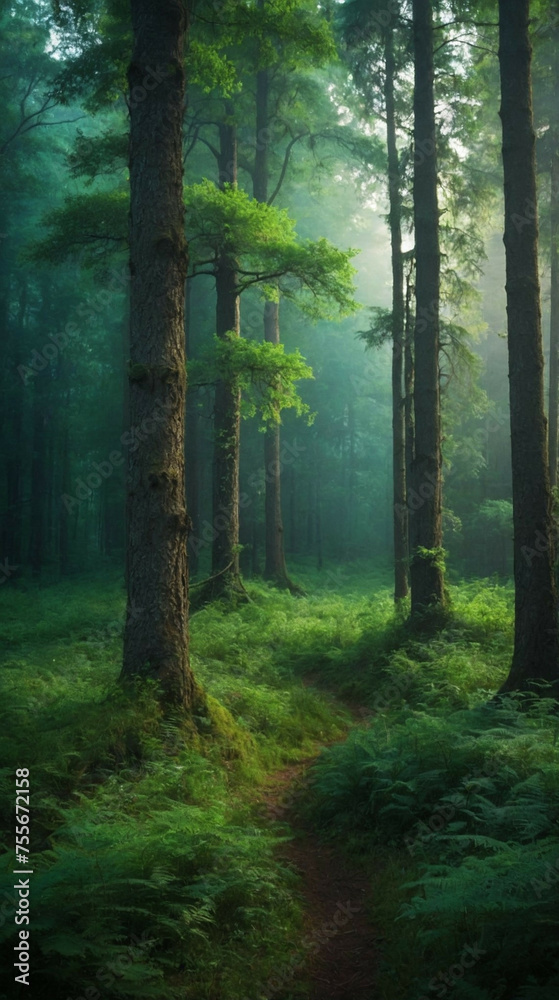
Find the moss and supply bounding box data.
[202,693,256,762]
[127,362,149,381]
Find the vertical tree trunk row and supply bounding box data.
[384,27,409,601]
[498,0,559,692]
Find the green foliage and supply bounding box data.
[186,180,359,317]
[25,191,128,266]
[414,545,447,572]
[303,578,559,1000]
[191,334,314,426]
[472,498,513,534]
[0,573,355,1000]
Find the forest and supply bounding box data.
[2,0,559,997]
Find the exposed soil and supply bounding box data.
[258,713,379,1000]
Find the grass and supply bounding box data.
[300,574,559,1000]
[0,565,369,1000]
[2,564,556,1000]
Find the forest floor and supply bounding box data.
[258,705,380,1000]
[4,566,559,1000]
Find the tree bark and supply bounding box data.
[122,0,198,709]
[29,282,50,579]
[549,145,559,487]
[4,278,26,567]
[498,0,559,693]
[385,27,408,601]
[410,0,445,618]
[404,258,415,549]
[185,277,200,576]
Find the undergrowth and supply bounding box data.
[305,577,559,1000]
[1,567,555,1000]
[0,569,362,1000]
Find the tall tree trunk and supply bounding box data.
[315,472,323,571]
[28,282,50,579]
[185,277,200,576]
[347,399,356,558]
[549,146,559,487]
[5,278,26,566]
[205,115,247,602]
[58,368,70,577]
[122,0,198,710]
[253,62,299,592]
[498,0,559,693]
[410,0,445,618]
[404,258,415,551]
[385,27,408,601]
[288,464,297,553]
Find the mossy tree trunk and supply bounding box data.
[122,0,198,709]
[409,0,445,619]
[498,0,559,694]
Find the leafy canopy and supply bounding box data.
[186,180,359,318]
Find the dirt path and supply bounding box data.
[258,716,380,1000]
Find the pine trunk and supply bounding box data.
[205,115,247,602]
[498,0,559,693]
[385,28,408,601]
[122,0,197,709]
[253,64,297,591]
[549,151,559,487]
[5,279,26,566]
[29,282,50,579]
[410,0,445,618]
[185,278,200,575]
[404,260,415,541]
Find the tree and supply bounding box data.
[497,0,559,694]
[385,19,409,601]
[339,0,410,601]
[186,180,357,602]
[533,14,559,487]
[121,0,199,709]
[409,0,445,617]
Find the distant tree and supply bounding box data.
[339,0,410,602]
[497,0,559,695]
[185,180,357,602]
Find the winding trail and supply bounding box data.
[259,709,380,1000]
